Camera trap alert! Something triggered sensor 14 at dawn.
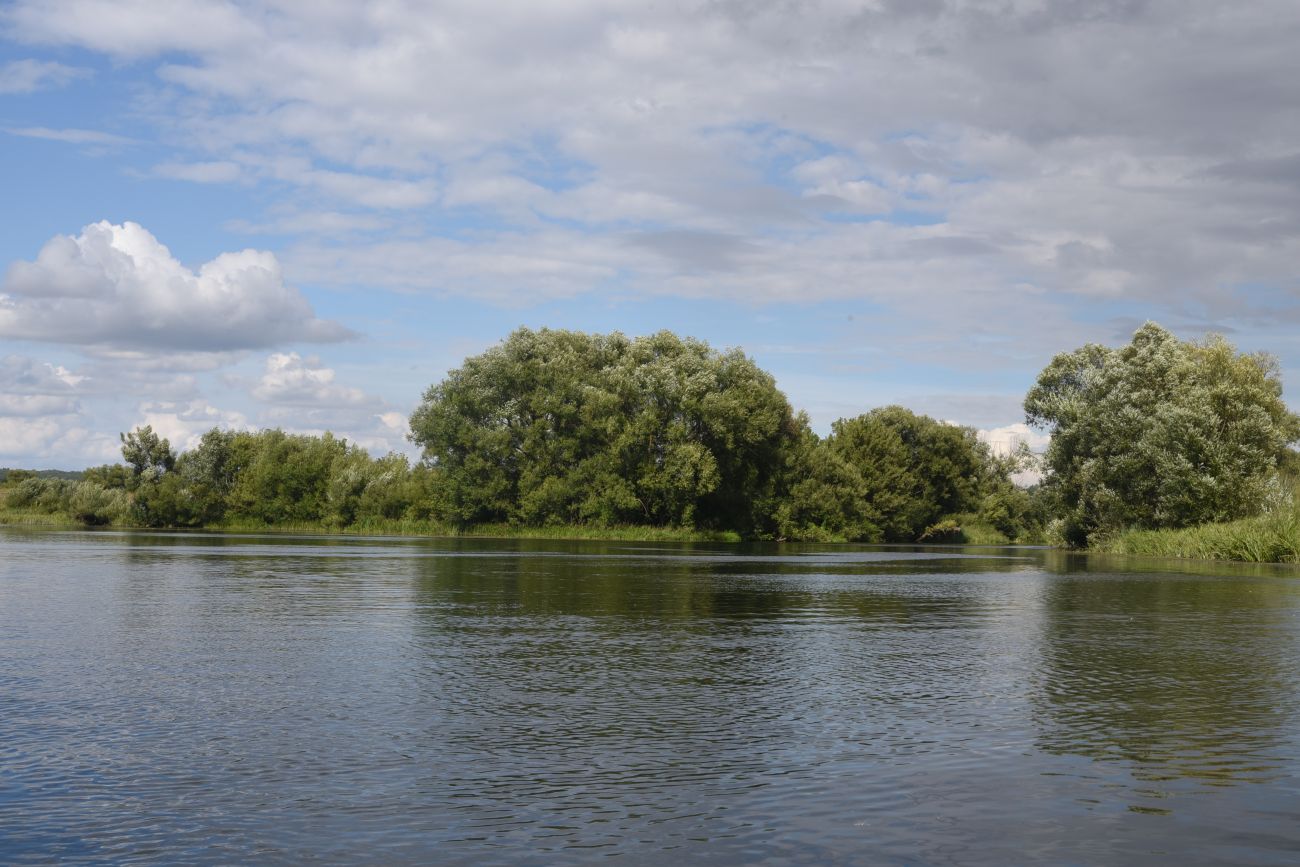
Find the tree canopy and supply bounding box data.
[409,328,799,535]
[1025,323,1300,545]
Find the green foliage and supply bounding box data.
[1026,323,1300,545]
[975,482,1049,543]
[409,328,799,536]
[918,518,967,543]
[6,477,75,512]
[771,415,882,541]
[120,425,176,481]
[827,406,996,541]
[66,482,130,525]
[83,464,131,489]
[222,430,346,525]
[2,477,129,525]
[1094,497,1300,563]
[1,468,83,484]
[117,429,456,530]
[0,328,1065,548]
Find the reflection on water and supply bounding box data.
[1,528,1298,865]
[1034,575,1297,789]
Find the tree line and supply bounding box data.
[3,323,1295,546]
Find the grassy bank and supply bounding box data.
[0,508,83,528]
[1093,507,1300,563]
[0,505,740,543]
[9,498,1298,562]
[211,517,741,542]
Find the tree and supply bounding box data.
[1025,323,1300,545]
[771,414,882,542]
[224,429,352,525]
[408,327,800,535]
[120,425,176,481]
[827,406,993,541]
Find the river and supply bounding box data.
[2,527,1298,864]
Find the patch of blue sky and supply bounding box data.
[701,122,837,184]
[487,133,595,192]
[812,208,940,226]
[880,209,946,227]
[0,135,261,261]
[0,41,100,70]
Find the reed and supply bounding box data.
[1094,506,1300,563]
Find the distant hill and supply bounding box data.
[0,468,85,483]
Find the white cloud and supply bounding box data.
[0,221,353,351]
[0,58,87,93]
[5,0,1300,445]
[6,0,1297,324]
[4,0,257,58]
[4,126,135,146]
[153,160,242,183]
[377,411,408,436]
[136,400,252,452]
[226,210,391,237]
[285,231,621,302]
[252,352,372,406]
[0,417,118,466]
[977,423,1050,457]
[246,353,413,455]
[0,355,83,417]
[978,423,1050,487]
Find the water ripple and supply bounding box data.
[2,528,1299,864]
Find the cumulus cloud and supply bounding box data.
[977,423,1051,458]
[0,355,83,417]
[0,417,118,466]
[136,400,252,452]
[254,411,415,457]
[0,221,353,351]
[978,423,1051,487]
[252,353,372,407]
[247,353,413,455]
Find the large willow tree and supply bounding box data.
[409,328,800,534]
[1025,323,1300,545]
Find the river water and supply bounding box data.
[2,528,1298,865]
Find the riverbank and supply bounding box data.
[0,506,741,543]
[4,491,1296,562]
[1092,507,1300,564]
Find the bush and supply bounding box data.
[68,482,130,525]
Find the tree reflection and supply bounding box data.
[1032,571,1298,786]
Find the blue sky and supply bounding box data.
[2,1,1299,468]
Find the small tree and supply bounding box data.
[120,425,176,481]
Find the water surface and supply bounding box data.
[2,528,1298,864]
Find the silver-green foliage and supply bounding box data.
[1025,323,1300,545]
[409,328,798,533]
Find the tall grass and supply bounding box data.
[177,516,740,543]
[1094,505,1300,563]
[0,508,83,528]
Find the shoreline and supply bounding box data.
[3,511,1297,565]
[0,512,742,544]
